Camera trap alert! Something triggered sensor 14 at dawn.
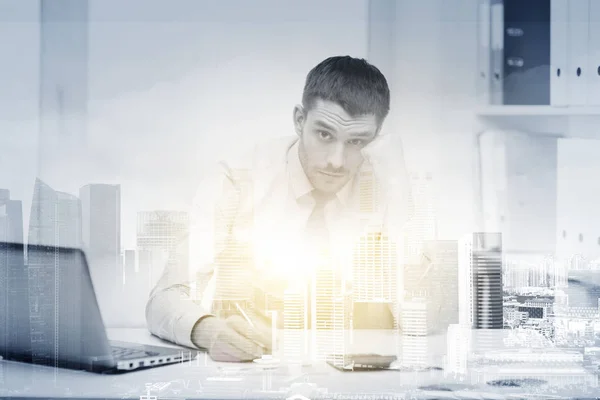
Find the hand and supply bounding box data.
[191,315,272,362]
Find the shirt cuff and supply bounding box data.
[174,311,216,349]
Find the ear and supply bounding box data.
[293,104,305,138]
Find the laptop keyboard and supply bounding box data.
[111,346,160,360]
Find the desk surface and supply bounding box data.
[0,328,597,399]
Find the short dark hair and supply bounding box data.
[302,55,390,126]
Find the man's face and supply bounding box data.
[294,99,380,194]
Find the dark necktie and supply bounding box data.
[304,190,335,330]
[305,190,334,254]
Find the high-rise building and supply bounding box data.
[212,169,255,316]
[423,240,459,329]
[27,178,82,365]
[122,249,135,287]
[137,210,189,290]
[403,171,437,264]
[352,229,398,328]
[400,297,429,368]
[37,0,89,192]
[445,324,471,377]
[458,233,503,329]
[358,166,381,215]
[312,255,351,366]
[79,184,121,285]
[283,287,308,364]
[0,190,29,364]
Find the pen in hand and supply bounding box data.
[235,302,256,330]
[234,302,268,350]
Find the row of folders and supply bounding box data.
[477,0,600,106]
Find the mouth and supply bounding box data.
[319,170,345,178]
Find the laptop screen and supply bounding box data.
[0,242,114,371]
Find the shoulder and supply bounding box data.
[192,135,297,204]
[219,135,297,176]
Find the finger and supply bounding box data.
[209,338,256,362]
[209,327,262,362]
[227,315,272,350]
[221,325,265,360]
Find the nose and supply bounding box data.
[327,142,345,170]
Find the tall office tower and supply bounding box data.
[0,190,30,364]
[27,178,82,365]
[352,230,398,328]
[79,184,121,288]
[312,258,351,366]
[37,0,89,192]
[444,324,471,378]
[121,248,156,327]
[213,168,255,316]
[137,210,189,290]
[283,287,308,363]
[423,240,459,329]
[122,249,136,287]
[403,171,437,265]
[358,165,381,215]
[400,297,429,368]
[504,259,530,289]
[554,257,568,289]
[458,233,503,329]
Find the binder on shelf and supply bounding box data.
[587,0,600,105]
[566,0,589,106]
[477,0,492,105]
[502,0,551,105]
[490,0,504,105]
[550,0,569,106]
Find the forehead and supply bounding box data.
[306,99,378,131]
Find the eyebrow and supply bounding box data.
[314,120,336,131]
[314,120,374,138]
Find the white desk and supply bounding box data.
[0,329,597,399]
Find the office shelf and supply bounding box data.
[476,105,600,116]
[474,106,600,138]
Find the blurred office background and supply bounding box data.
[0,0,597,330]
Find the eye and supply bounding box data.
[317,130,333,141]
[348,138,364,146]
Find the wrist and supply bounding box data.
[191,314,218,349]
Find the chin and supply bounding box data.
[314,179,346,194]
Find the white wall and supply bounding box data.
[392,0,479,239]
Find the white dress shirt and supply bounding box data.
[146,134,414,348]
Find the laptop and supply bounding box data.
[0,241,196,373]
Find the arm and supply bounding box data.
[145,163,238,348]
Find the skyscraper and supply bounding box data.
[27,178,82,365]
[352,229,398,329]
[37,0,89,192]
[0,190,29,364]
[137,210,189,289]
[122,249,136,288]
[445,323,471,377]
[312,255,351,366]
[458,232,503,330]
[212,168,254,316]
[79,184,121,285]
[403,171,437,264]
[400,297,429,368]
[283,287,308,364]
[423,240,459,329]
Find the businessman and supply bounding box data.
[146,55,415,362]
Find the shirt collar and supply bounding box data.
[287,138,354,206]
